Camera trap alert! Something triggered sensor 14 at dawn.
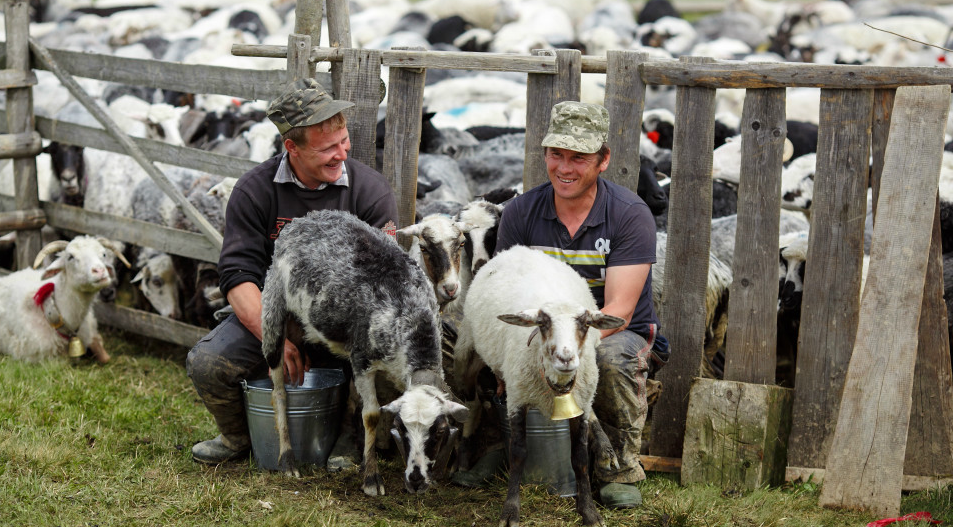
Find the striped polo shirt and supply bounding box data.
[495,177,661,338]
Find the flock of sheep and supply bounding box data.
[2,0,953,521]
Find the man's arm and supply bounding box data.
[227,282,310,386]
[600,263,650,339]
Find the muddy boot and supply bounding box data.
[598,482,642,509]
[192,435,250,465]
[451,447,505,488]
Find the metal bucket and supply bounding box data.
[495,397,577,497]
[242,368,346,471]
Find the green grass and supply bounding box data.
[0,327,950,526]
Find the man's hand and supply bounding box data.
[283,340,311,387]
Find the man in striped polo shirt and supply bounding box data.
[494,100,669,509]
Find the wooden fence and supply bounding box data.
[1,0,952,512]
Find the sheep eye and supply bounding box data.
[150,277,164,287]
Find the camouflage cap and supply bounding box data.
[540,101,610,154]
[267,78,354,135]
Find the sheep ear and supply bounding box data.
[455,221,476,234]
[586,311,626,330]
[41,266,63,280]
[445,400,469,424]
[498,310,539,327]
[381,399,403,416]
[131,269,147,284]
[398,223,423,238]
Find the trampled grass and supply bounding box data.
[0,327,950,526]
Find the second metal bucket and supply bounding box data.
[495,396,577,497]
[242,368,347,471]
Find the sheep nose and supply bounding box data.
[91,265,107,279]
[443,283,458,298]
[408,467,426,490]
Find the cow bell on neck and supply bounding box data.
[550,392,583,421]
[68,336,84,358]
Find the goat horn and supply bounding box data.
[32,240,69,269]
[96,237,131,268]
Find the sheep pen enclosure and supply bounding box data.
[1,0,953,518]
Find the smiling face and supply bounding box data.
[544,146,610,202]
[285,123,350,189]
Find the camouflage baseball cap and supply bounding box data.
[540,101,610,154]
[267,78,354,135]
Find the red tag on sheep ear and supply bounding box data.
[382,220,397,239]
[647,131,660,144]
[33,282,54,306]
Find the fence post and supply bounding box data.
[383,51,426,228]
[287,34,311,83]
[818,84,949,516]
[722,88,786,384]
[293,0,322,80]
[786,88,872,472]
[523,48,580,191]
[603,50,646,192]
[340,48,381,170]
[325,0,352,101]
[649,55,716,460]
[870,89,895,221]
[4,0,41,269]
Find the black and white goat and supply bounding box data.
[0,236,129,363]
[260,209,467,496]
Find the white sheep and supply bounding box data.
[0,236,129,363]
[454,245,624,527]
[260,209,468,496]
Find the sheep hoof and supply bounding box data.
[362,473,385,496]
[277,451,300,478]
[92,350,110,364]
[499,503,519,527]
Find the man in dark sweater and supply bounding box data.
[187,78,398,465]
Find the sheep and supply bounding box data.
[455,199,503,275]
[130,247,181,320]
[260,209,468,496]
[709,209,811,268]
[398,213,474,316]
[0,236,129,363]
[453,245,625,527]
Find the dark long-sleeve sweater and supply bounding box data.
[218,154,398,298]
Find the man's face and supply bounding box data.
[286,125,350,188]
[544,147,609,201]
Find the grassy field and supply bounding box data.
[1,327,951,526]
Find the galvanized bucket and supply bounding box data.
[242,368,346,471]
[495,396,577,497]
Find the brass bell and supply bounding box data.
[68,336,85,358]
[550,392,583,421]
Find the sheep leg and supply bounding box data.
[88,334,110,364]
[570,415,603,526]
[500,406,527,527]
[260,284,296,476]
[354,372,385,496]
[269,364,299,477]
[587,414,619,471]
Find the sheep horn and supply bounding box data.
[96,237,132,268]
[32,240,69,269]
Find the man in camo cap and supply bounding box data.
[455,101,670,510]
[187,77,397,468]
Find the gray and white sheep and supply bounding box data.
[0,236,129,363]
[260,209,467,496]
[454,245,624,527]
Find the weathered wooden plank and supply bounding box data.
[787,89,872,471]
[341,48,382,169]
[10,43,294,102]
[870,89,895,221]
[287,34,313,82]
[5,0,41,270]
[905,195,953,477]
[232,44,559,74]
[0,130,41,158]
[641,455,681,474]
[0,207,44,230]
[641,61,953,89]
[787,467,953,493]
[723,88,786,384]
[0,68,35,89]
[29,114,256,178]
[603,50,646,192]
[523,49,581,191]
[819,85,949,516]
[0,196,220,263]
[649,56,717,459]
[93,303,208,349]
[383,60,425,228]
[325,0,352,100]
[30,38,223,250]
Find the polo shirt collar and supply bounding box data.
[543,178,608,228]
[273,152,350,190]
